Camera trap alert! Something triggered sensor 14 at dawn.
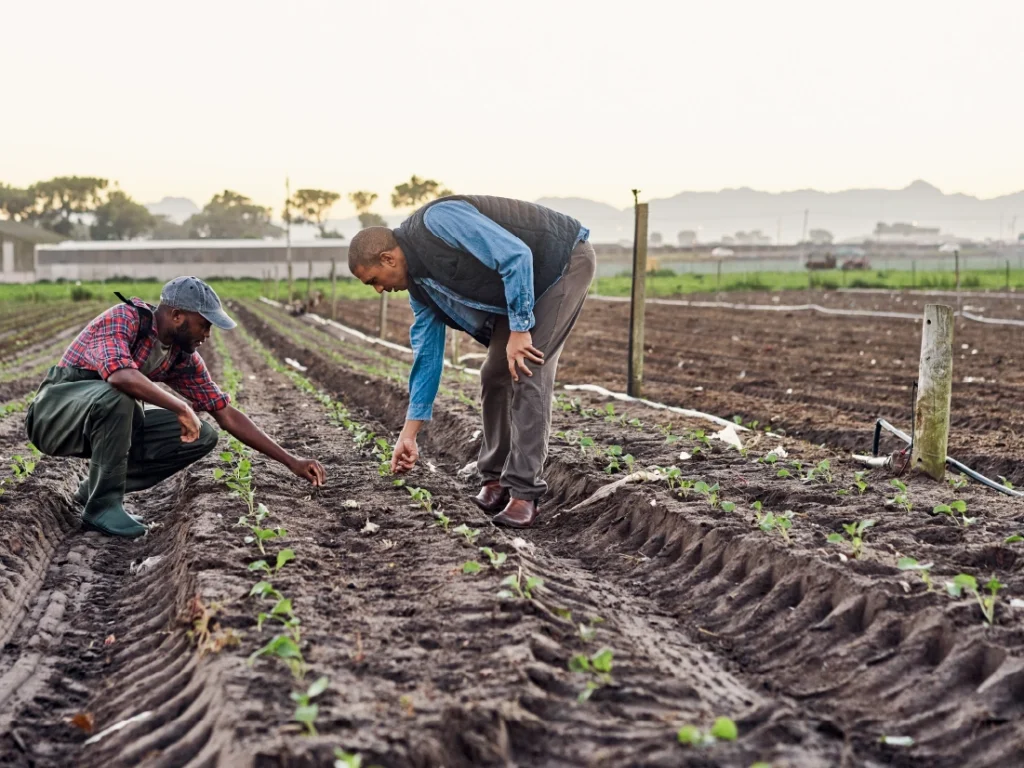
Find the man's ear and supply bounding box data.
[380,248,398,268]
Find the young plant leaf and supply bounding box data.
[710,716,738,742]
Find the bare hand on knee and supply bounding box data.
[177,405,202,443]
[506,331,544,382]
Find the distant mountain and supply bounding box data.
[146,197,200,225]
[538,181,1024,245]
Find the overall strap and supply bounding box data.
[113,292,154,359]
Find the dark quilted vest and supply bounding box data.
[393,195,582,346]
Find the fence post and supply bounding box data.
[954,249,961,316]
[716,259,722,289]
[1006,260,1011,291]
[910,304,954,480]
[627,196,649,398]
[911,261,916,288]
[330,259,337,319]
[378,293,388,339]
[306,260,313,301]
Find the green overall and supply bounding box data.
[25,366,218,538]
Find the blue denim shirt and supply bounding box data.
[406,200,589,420]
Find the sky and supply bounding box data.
[3,0,1022,217]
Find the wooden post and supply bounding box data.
[716,259,722,289]
[910,304,954,480]
[627,198,649,397]
[378,293,389,339]
[1006,260,1011,290]
[306,260,313,301]
[911,261,916,288]
[330,259,338,319]
[954,249,961,315]
[287,262,294,302]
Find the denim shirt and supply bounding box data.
[406,200,589,421]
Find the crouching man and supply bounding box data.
[26,276,326,538]
[349,195,595,528]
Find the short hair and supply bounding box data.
[348,227,397,271]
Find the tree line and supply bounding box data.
[0,175,452,242]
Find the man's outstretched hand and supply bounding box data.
[288,457,326,486]
[507,330,544,382]
[391,435,419,474]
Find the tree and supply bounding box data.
[809,228,834,245]
[677,230,697,247]
[0,184,37,221]
[649,231,663,246]
[90,190,156,240]
[186,190,282,239]
[30,176,109,235]
[358,212,388,229]
[287,188,341,238]
[390,175,452,209]
[150,215,190,240]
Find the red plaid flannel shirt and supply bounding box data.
[60,298,231,412]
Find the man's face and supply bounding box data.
[168,310,212,353]
[353,247,409,293]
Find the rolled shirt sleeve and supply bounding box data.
[165,353,231,412]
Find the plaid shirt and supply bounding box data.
[60,298,230,412]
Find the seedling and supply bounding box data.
[248,548,295,576]
[603,445,634,474]
[676,716,739,748]
[452,523,481,544]
[249,633,306,679]
[578,616,604,642]
[853,470,869,494]
[407,486,433,513]
[827,520,875,558]
[250,580,284,600]
[805,459,833,485]
[932,500,974,527]
[461,560,482,575]
[693,481,721,508]
[999,476,1015,490]
[433,510,451,531]
[897,557,934,590]
[946,574,1004,625]
[758,452,779,466]
[256,597,301,641]
[1005,534,1023,544]
[689,429,712,455]
[479,547,507,568]
[603,403,618,422]
[497,570,544,600]
[888,479,912,513]
[755,509,794,543]
[333,749,365,768]
[291,676,329,736]
[568,647,614,701]
[947,473,969,491]
[10,453,36,480]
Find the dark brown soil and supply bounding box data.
[1,294,1022,767]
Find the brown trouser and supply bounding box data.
[478,240,597,499]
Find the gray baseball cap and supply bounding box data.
[160,276,237,330]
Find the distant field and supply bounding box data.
[1,267,1021,304]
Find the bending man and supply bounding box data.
[349,195,595,528]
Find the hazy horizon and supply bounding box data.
[4,0,1022,216]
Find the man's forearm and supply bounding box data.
[213,406,295,468]
[107,368,190,413]
[402,419,424,439]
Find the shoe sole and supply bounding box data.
[81,519,148,539]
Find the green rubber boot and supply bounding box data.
[81,464,148,539]
[74,479,144,524]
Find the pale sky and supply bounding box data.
[3,0,1022,216]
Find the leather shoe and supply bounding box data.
[493,498,538,529]
[472,481,509,514]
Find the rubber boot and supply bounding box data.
[81,462,148,539]
[74,479,144,524]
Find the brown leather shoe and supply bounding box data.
[493,498,538,529]
[472,481,509,514]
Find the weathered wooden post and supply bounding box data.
[378,293,388,340]
[306,260,313,301]
[627,192,648,398]
[330,259,338,320]
[716,259,722,288]
[954,248,961,315]
[1006,260,1011,291]
[910,304,954,480]
[911,261,916,288]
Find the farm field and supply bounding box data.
[0,293,1022,767]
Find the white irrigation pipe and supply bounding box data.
[837,287,1020,300]
[591,295,1024,327]
[255,297,741,431]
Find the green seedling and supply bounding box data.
[720,501,736,514]
[677,716,739,748]
[693,480,721,508]
[256,597,301,639]
[407,486,433,513]
[888,478,912,513]
[776,468,792,478]
[497,571,544,600]
[333,749,365,768]
[10,453,37,480]
[805,459,833,484]
[249,580,283,600]
[628,417,643,428]
[461,560,482,575]
[452,523,481,544]
[568,647,614,701]
[479,547,507,568]
[250,548,295,576]
[1005,534,1024,544]
[946,574,1004,625]
[578,435,596,456]
[758,452,779,466]
[249,633,306,679]
[578,616,604,642]
[827,520,875,558]
[932,500,974,527]
[291,676,329,736]
[947,473,969,491]
[603,403,618,422]
[999,476,1015,490]
[897,557,934,590]
[433,510,450,531]
[853,470,869,494]
[755,509,794,543]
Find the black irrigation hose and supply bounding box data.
[872,418,1024,498]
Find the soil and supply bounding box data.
[0,293,1022,767]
